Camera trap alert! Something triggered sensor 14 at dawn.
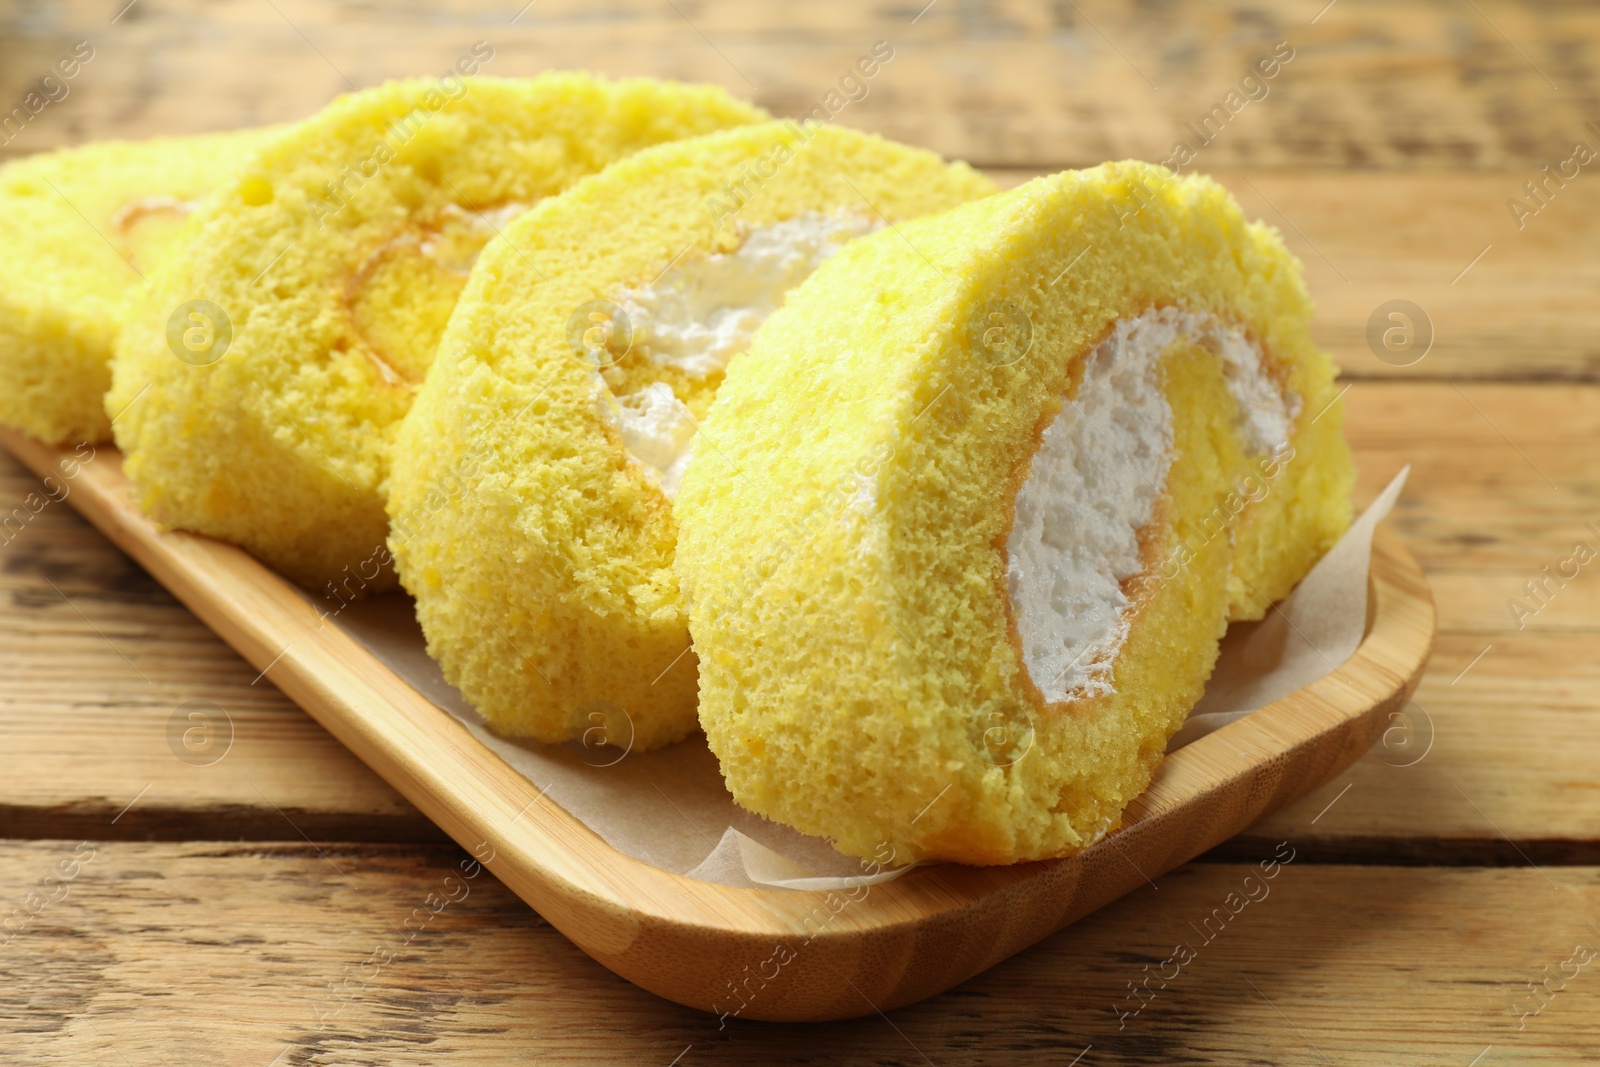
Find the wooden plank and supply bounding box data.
[1221,173,1600,384]
[3,842,1597,1064]
[986,171,1600,383]
[0,0,1593,171]
[1344,382,1600,574]
[1237,381,1600,855]
[0,443,434,842]
[2,380,1596,855]
[1230,629,1600,862]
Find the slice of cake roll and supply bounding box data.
[673,162,1354,864]
[0,129,273,444]
[107,75,765,589]
[387,122,995,750]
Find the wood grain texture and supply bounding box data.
[0,442,432,843]
[4,841,1598,1065]
[1,0,1593,171]
[0,0,1591,1051]
[0,426,1435,1019]
[1218,173,1600,384]
[985,169,1600,383]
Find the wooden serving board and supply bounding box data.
[0,425,1435,1023]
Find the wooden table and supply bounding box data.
[3,1,1597,1062]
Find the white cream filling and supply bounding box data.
[606,213,879,496]
[1006,306,1297,703]
[612,382,698,498]
[436,200,530,238]
[420,202,530,270]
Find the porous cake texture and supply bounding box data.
[673,162,1353,864]
[0,129,271,444]
[107,75,766,588]
[387,121,995,750]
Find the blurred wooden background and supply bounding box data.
[2,1,1598,1063]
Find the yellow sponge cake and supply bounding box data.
[107,75,765,588]
[672,162,1354,863]
[387,122,995,750]
[0,129,272,444]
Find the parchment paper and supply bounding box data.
[324,468,1407,890]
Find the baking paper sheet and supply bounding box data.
[326,468,1407,890]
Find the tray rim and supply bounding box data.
[1,426,1436,1021]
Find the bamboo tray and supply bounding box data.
[1,426,1436,1022]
